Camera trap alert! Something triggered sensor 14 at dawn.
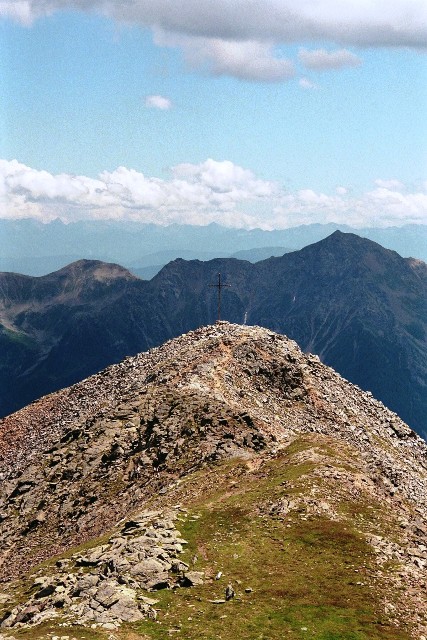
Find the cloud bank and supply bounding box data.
[2,0,426,48]
[1,1,426,81]
[1,158,426,229]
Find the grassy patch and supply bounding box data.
[1,327,38,349]
[128,439,411,640]
[3,621,106,640]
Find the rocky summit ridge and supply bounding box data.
[0,322,427,639]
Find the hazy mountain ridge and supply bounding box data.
[0,232,426,438]
[0,322,426,638]
[1,219,426,276]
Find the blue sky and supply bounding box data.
[1,1,427,229]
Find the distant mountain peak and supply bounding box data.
[53,258,137,281]
[0,233,425,438]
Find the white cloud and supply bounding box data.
[0,0,34,24]
[154,31,295,82]
[144,94,172,110]
[1,158,426,229]
[272,184,427,229]
[172,159,277,196]
[298,48,362,70]
[2,1,427,81]
[202,39,295,82]
[299,77,318,90]
[0,158,279,225]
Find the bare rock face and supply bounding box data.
[0,322,426,635]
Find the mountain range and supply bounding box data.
[1,218,426,276]
[0,322,426,639]
[0,232,426,439]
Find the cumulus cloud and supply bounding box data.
[0,158,279,225]
[298,48,362,70]
[2,1,427,80]
[172,159,278,197]
[144,94,172,110]
[154,31,295,82]
[1,158,426,229]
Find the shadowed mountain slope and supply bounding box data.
[0,322,426,639]
[0,232,426,438]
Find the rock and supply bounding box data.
[13,605,40,625]
[147,608,157,620]
[1,322,427,635]
[130,558,164,576]
[101,622,117,630]
[108,599,144,622]
[75,556,100,568]
[94,584,120,608]
[0,613,15,629]
[122,520,142,533]
[180,571,204,587]
[171,560,190,573]
[145,573,171,590]
[76,575,100,592]
[32,576,49,587]
[225,584,235,601]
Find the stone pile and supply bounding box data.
[1,508,202,630]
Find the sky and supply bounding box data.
[0,0,427,229]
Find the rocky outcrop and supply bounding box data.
[0,508,201,630]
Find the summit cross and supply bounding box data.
[210,272,231,322]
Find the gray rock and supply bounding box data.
[94,584,120,608]
[76,575,99,591]
[130,558,164,576]
[181,571,204,587]
[225,584,235,600]
[108,599,144,622]
[145,573,171,590]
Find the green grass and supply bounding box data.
[128,438,411,640]
[4,621,106,640]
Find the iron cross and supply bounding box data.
[210,272,231,322]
